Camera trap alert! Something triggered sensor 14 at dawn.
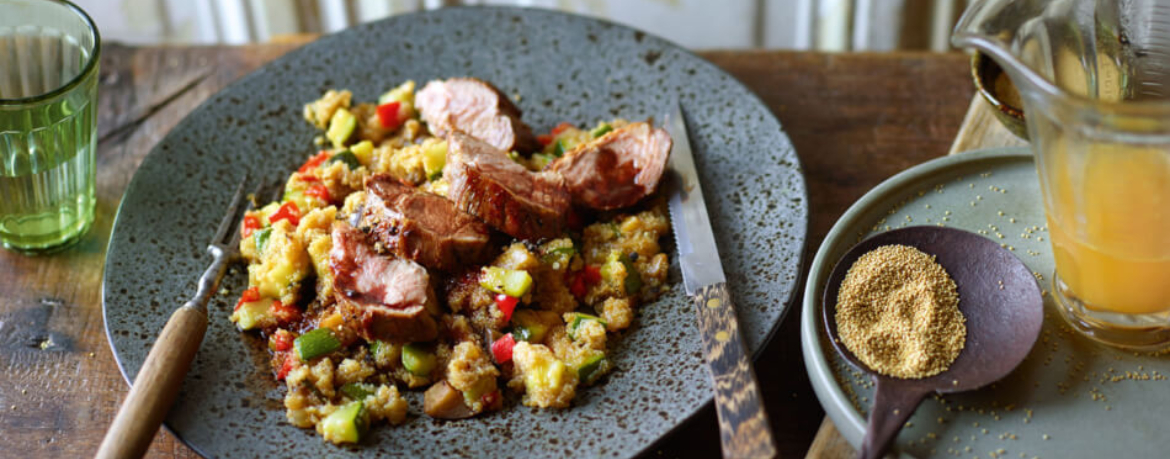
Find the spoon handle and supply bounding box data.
[858,378,928,459]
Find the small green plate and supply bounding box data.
[803,148,1170,458]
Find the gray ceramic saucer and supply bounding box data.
[102,7,808,458]
[804,148,1170,458]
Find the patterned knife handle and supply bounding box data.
[693,282,778,459]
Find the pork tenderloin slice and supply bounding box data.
[360,174,495,271]
[416,78,539,153]
[444,131,570,240]
[329,222,438,343]
[547,121,672,210]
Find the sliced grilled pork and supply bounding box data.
[444,131,570,240]
[548,122,672,210]
[359,174,495,271]
[330,222,439,343]
[416,78,539,153]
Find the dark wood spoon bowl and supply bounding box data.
[822,226,1043,459]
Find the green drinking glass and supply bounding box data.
[0,0,99,253]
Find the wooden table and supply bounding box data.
[0,43,983,458]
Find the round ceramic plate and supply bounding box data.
[803,148,1170,458]
[102,7,808,458]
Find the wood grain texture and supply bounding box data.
[96,306,208,459]
[693,283,778,458]
[0,45,979,458]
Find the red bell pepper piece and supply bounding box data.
[569,265,602,299]
[491,333,516,363]
[235,286,261,311]
[298,151,331,173]
[269,330,295,352]
[305,184,331,203]
[550,122,574,135]
[276,352,297,380]
[569,273,587,298]
[536,134,553,146]
[376,101,403,130]
[270,300,301,325]
[269,202,301,226]
[583,265,602,285]
[495,294,518,323]
[242,215,261,238]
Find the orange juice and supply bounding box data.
[1044,146,1170,314]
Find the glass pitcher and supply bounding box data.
[954,0,1170,350]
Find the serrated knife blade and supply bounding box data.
[666,105,726,297]
[664,102,777,459]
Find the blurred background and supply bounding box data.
[72,0,969,51]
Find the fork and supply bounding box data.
[96,175,258,459]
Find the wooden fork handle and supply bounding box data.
[96,305,208,459]
[693,282,779,459]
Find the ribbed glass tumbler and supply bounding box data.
[0,0,99,253]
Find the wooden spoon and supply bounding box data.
[821,226,1043,459]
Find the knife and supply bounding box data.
[665,103,778,459]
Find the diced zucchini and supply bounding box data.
[530,153,555,170]
[511,310,553,343]
[479,267,533,298]
[350,140,374,167]
[378,80,416,105]
[232,298,274,330]
[525,356,568,394]
[253,227,273,255]
[541,245,575,266]
[590,123,613,138]
[328,150,361,170]
[326,108,357,148]
[281,189,311,215]
[620,253,643,295]
[566,313,608,340]
[576,353,607,385]
[256,202,281,222]
[340,382,376,401]
[600,252,643,295]
[402,342,437,376]
[294,327,342,361]
[320,400,367,444]
[422,140,447,180]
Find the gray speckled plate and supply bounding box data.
[804,148,1170,458]
[102,7,808,459]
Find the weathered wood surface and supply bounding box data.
[0,44,974,458]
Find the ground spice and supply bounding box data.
[835,244,965,379]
